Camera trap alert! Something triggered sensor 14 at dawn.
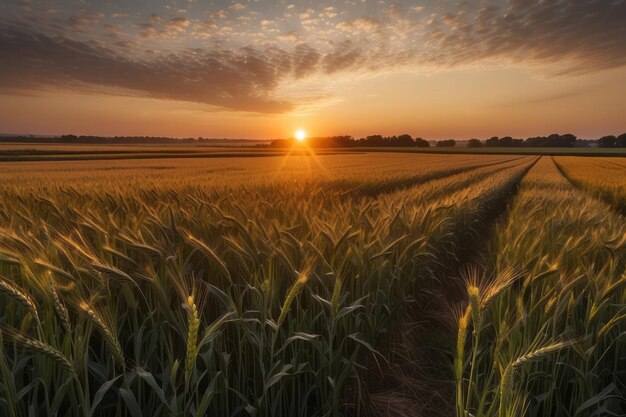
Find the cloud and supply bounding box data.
[500,86,595,108]
[166,17,190,32]
[104,24,123,37]
[68,10,104,33]
[323,41,363,73]
[422,0,626,74]
[137,16,191,38]
[0,22,293,113]
[138,23,159,38]
[1,0,625,115]
[0,18,404,114]
[336,17,381,34]
[293,44,321,78]
[278,31,302,44]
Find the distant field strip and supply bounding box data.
[0,150,367,162]
[0,153,520,190]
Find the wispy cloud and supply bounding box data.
[498,86,596,108]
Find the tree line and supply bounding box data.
[461,133,626,148]
[270,133,626,148]
[1,133,625,148]
[269,135,430,148]
[474,134,580,148]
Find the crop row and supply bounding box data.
[455,157,626,417]
[554,156,626,214]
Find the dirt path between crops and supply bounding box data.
[361,157,540,417]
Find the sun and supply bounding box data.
[295,129,307,142]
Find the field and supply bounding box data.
[1,143,626,163]
[359,147,626,157]
[0,150,624,417]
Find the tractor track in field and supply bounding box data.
[361,156,540,417]
[551,156,626,217]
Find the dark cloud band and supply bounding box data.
[0,22,294,113]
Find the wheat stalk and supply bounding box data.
[2,327,74,374]
[455,306,470,380]
[277,270,310,327]
[49,283,71,332]
[512,340,577,369]
[90,262,134,284]
[455,306,471,417]
[498,364,513,416]
[598,312,626,339]
[185,295,200,380]
[468,286,481,333]
[79,301,125,366]
[0,276,39,322]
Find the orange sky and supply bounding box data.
[1,0,625,139]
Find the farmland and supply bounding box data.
[1,143,626,164]
[0,150,624,417]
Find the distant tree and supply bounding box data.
[521,133,577,147]
[542,133,576,147]
[598,135,617,148]
[499,136,513,146]
[61,134,79,143]
[414,137,430,147]
[545,134,559,146]
[395,134,415,147]
[269,139,292,148]
[484,136,523,147]
[486,136,499,147]
[334,135,354,147]
[523,136,544,147]
[436,139,456,147]
[497,136,523,147]
[364,135,384,146]
[467,139,482,147]
[560,133,577,147]
[616,133,626,147]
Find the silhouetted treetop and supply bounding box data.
[436,139,456,147]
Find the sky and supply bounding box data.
[0,0,625,139]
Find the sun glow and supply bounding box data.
[295,129,307,142]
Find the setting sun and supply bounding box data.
[295,129,307,142]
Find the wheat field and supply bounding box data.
[0,152,624,417]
